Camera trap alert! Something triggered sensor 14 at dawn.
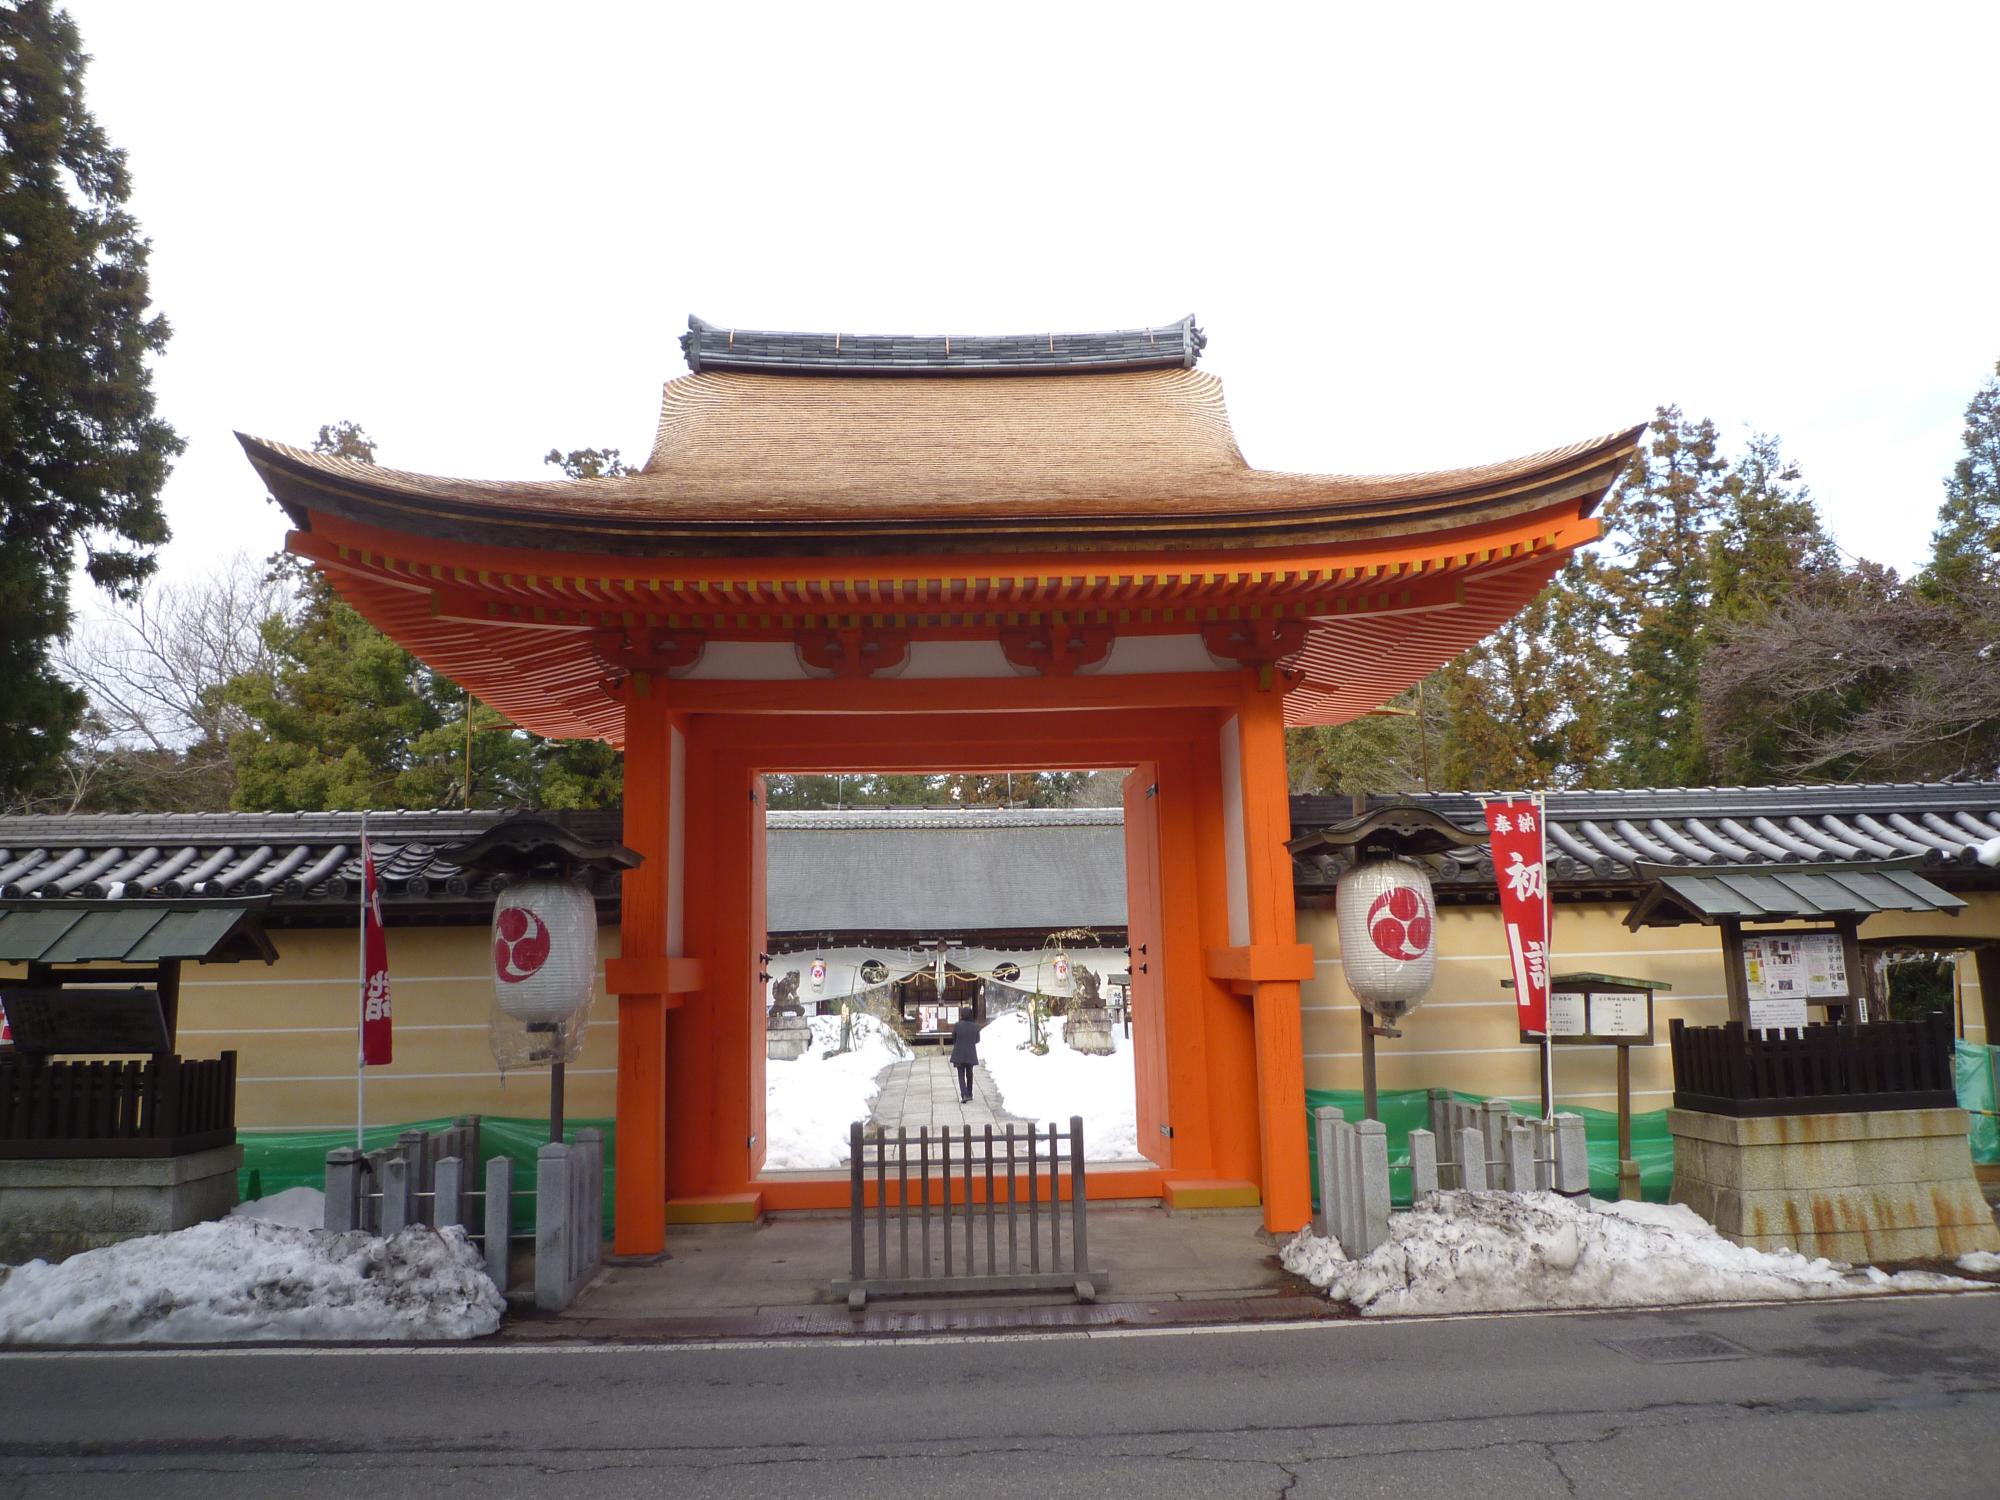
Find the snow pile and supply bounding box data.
[978,1009,1138,1160]
[763,1011,909,1171]
[231,1185,327,1230]
[1281,1190,1983,1316]
[1957,1250,2000,1273]
[0,1219,504,1344]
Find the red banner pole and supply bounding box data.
[356,812,368,1150]
[1538,791,1554,1121]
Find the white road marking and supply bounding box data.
[1,1288,1990,1360]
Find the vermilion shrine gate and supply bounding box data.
[241,316,1638,1255]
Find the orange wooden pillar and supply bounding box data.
[1215,675,1315,1232]
[605,680,673,1255]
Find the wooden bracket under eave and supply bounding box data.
[604,955,705,1001]
[1204,944,1317,994]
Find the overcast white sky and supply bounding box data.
[62,1,2000,591]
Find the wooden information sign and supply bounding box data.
[1510,971,1668,1202]
[0,987,171,1055]
[1522,974,1657,1047]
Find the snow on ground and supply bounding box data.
[0,1219,504,1344]
[762,1012,910,1171]
[1281,1190,1985,1316]
[1958,1250,2000,1273]
[979,1009,1138,1161]
[231,1185,327,1230]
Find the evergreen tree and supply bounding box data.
[1922,361,2000,596]
[1701,433,1848,783]
[1433,583,1615,791]
[0,2,182,801]
[1594,407,1729,786]
[225,426,625,811]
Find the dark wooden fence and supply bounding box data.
[833,1116,1109,1309]
[1669,1013,1955,1117]
[0,1052,237,1157]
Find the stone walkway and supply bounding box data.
[867,1051,1029,1136]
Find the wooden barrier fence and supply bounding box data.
[833,1116,1109,1309]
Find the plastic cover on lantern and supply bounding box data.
[488,875,597,1070]
[1335,857,1438,1020]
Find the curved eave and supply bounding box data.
[237,425,1643,561]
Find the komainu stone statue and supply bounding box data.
[1065,962,1115,1055]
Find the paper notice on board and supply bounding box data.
[1547,991,1587,1037]
[1802,933,1849,998]
[1589,992,1648,1037]
[1743,936,1805,1002]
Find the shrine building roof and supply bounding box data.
[237,314,1640,559]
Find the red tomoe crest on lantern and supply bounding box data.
[490,877,596,1025]
[494,906,552,982]
[1366,884,1433,961]
[1336,857,1439,1020]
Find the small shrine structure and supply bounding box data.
[239,315,1639,1253]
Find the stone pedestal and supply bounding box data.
[766,1010,812,1061]
[0,1144,242,1264]
[1064,1006,1116,1056]
[1668,1107,2000,1262]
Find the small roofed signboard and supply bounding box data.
[1740,930,1851,1031]
[1517,972,1661,1047]
[0,987,171,1054]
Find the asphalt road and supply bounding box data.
[3,1293,1998,1498]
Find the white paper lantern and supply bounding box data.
[491,877,597,1024]
[1336,857,1438,1020]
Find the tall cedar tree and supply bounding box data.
[1922,361,2000,597]
[1594,407,1729,786]
[1700,433,1846,783]
[0,2,182,801]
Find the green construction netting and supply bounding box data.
[1956,1042,2000,1165]
[237,1116,617,1235]
[1304,1088,1677,1206]
[245,1052,2000,1230]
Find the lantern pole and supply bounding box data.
[1350,795,1380,1121]
[550,1058,565,1144]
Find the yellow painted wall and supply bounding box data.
[1299,892,1999,1110]
[8,890,1993,1132]
[4,926,622,1133]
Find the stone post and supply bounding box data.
[1553,1113,1591,1197]
[577,1128,605,1260]
[1457,1126,1486,1190]
[1505,1122,1537,1196]
[433,1155,463,1230]
[536,1141,572,1312]
[1408,1128,1438,1202]
[1311,1105,1342,1239]
[1357,1119,1390,1256]
[379,1155,410,1235]
[484,1155,513,1291]
[323,1148,362,1232]
[1481,1101,1512,1188]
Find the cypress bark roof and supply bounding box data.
[236,316,1639,557]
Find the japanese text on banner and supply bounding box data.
[1484,799,1550,1037]
[361,837,393,1065]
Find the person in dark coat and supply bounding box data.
[948,1004,980,1103]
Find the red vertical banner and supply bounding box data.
[1484,798,1551,1038]
[360,836,393,1065]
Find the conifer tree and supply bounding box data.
[1922,361,2000,596]
[0,2,182,801]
